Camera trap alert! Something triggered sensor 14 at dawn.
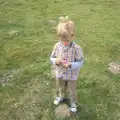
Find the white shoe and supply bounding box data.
[54,97,63,105]
[70,103,77,113]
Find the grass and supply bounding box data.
[0,0,120,120]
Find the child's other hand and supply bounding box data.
[55,58,62,65]
[62,63,71,69]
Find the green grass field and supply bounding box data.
[0,0,120,120]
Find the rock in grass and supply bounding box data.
[8,30,19,38]
[108,62,120,75]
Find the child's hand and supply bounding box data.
[62,63,71,69]
[55,58,62,65]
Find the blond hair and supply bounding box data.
[57,16,75,42]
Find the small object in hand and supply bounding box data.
[62,62,71,69]
[55,58,62,65]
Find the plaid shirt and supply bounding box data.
[51,41,84,80]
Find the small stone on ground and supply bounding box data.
[108,62,120,75]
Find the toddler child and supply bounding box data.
[50,16,84,113]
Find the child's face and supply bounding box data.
[61,36,74,46]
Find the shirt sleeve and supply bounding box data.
[50,44,58,65]
[69,46,84,70]
[75,47,84,61]
[70,59,84,70]
[50,51,57,65]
